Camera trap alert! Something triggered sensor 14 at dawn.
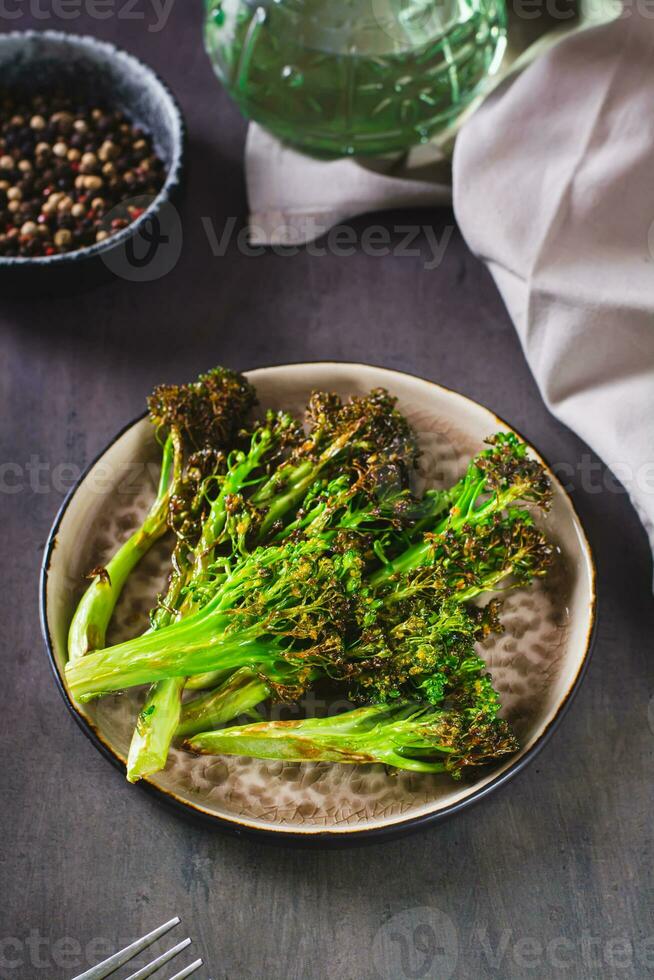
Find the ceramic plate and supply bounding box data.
[40,363,596,842]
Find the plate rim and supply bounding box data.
[39,360,597,844]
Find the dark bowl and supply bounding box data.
[0,30,185,295]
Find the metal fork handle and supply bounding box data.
[125,938,193,980]
[72,917,180,980]
[167,960,203,980]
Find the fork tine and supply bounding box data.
[72,917,180,980]
[125,938,192,980]
[166,959,203,980]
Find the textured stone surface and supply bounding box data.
[1,4,652,980]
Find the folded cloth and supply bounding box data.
[453,11,654,560]
[246,124,452,246]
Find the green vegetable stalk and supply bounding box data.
[186,701,519,777]
[126,388,422,779]
[370,433,551,586]
[67,367,256,663]
[66,538,357,702]
[126,412,299,781]
[67,506,550,712]
[67,433,177,661]
[66,435,551,702]
[176,668,269,739]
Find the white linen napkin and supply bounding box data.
[246,125,452,246]
[453,11,654,558]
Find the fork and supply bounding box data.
[72,916,204,980]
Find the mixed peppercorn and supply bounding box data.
[0,92,167,258]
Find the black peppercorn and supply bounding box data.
[0,90,166,257]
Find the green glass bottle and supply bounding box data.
[205,0,506,157]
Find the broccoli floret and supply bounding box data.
[147,366,256,449]
[66,407,553,787]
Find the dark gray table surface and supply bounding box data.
[1,5,652,980]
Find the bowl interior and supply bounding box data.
[43,364,595,836]
[0,31,183,272]
[0,31,179,170]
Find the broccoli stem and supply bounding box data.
[257,425,359,536]
[125,429,282,780]
[194,427,278,567]
[69,543,289,700]
[147,431,361,708]
[126,676,185,783]
[185,705,452,772]
[184,668,235,691]
[67,626,273,702]
[176,668,268,739]
[68,502,539,708]
[125,396,421,771]
[186,700,519,775]
[251,457,315,505]
[369,476,529,586]
[67,434,177,661]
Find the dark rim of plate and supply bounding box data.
[39,362,598,846]
[0,29,186,267]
